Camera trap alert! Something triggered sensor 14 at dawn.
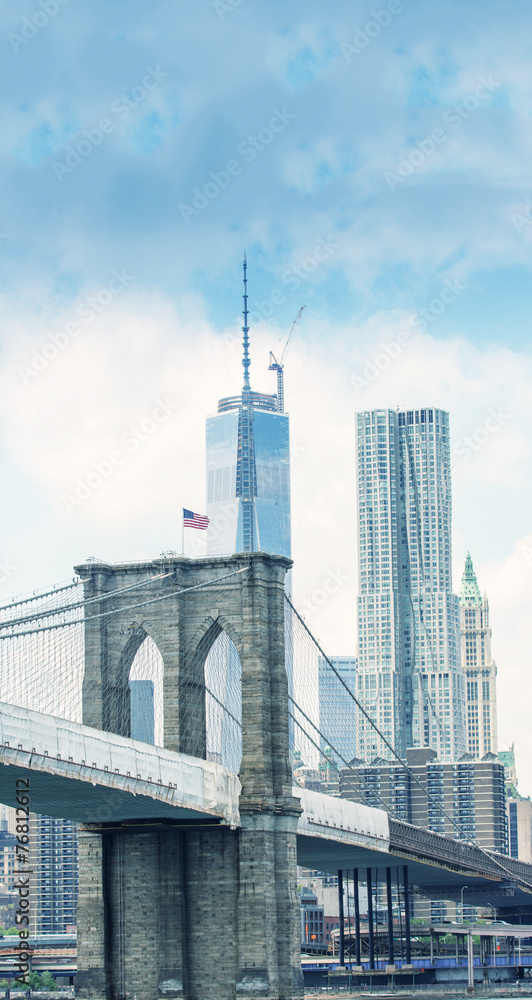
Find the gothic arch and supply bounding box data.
[184,612,244,669]
[79,553,292,775]
[102,625,165,741]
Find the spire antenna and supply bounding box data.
[242,254,251,393]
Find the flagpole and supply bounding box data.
[181,510,185,557]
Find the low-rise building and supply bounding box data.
[29,815,78,934]
[340,747,508,853]
[300,888,324,949]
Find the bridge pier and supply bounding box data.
[75,553,304,1000]
[77,817,301,1000]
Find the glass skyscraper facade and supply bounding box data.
[206,259,291,559]
[355,407,465,762]
[204,260,292,770]
[206,401,291,557]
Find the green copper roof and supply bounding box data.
[459,552,482,606]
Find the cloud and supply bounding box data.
[1,0,532,792]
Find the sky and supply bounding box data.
[1,1,532,789]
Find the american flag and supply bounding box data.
[183,508,209,530]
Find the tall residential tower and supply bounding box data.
[355,407,465,762]
[206,258,291,557]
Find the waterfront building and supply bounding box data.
[340,747,508,853]
[355,407,465,762]
[499,746,532,862]
[459,553,498,756]
[0,822,17,894]
[507,796,532,863]
[300,888,325,949]
[206,258,291,558]
[29,815,78,934]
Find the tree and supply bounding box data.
[40,972,57,992]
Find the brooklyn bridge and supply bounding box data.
[0,552,531,999]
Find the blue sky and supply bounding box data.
[1,0,532,787]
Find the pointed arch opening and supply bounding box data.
[205,631,242,773]
[126,630,164,747]
[179,619,242,769]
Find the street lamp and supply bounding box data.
[460,885,468,924]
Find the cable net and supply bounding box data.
[0,574,398,806]
[0,573,245,773]
[0,577,360,783]
[0,573,402,812]
[0,581,84,722]
[285,597,362,798]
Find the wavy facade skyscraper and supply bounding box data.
[355,407,466,762]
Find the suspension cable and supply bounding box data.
[0,572,176,632]
[0,579,84,613]
[288,698,401,818]
[286,594,532,889]
[0,568,250,639]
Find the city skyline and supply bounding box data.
[1,2,531,792]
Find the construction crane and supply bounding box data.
[268,305,305,412]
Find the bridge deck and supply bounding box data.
[0,702,240,827]
[2,703,532,908]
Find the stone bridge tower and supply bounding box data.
[75,551,303,1000]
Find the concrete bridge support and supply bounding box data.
[75,553,303,1000]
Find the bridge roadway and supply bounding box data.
[2,703,532,911]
